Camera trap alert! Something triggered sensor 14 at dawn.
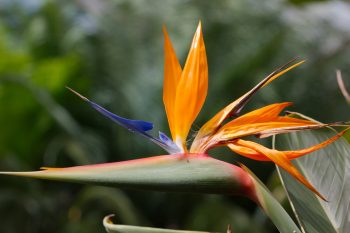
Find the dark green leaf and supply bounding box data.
[103,215,212,233]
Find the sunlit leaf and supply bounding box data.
[275,121,350,233]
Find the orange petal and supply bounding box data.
[173,22,208,150]
[254,121,334,139]
[219,121,323,141]
[235,139,326,200]
[227,127,349,162]
[228,142,268,161]
[217,103,324,141]
[191,102,318,152]
[284,127,350,159]
[163,26,182,140]
[198,118,328,152]
[223,102,293,126]
[191,60,305,152]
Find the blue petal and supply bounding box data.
[159,131,177,147]
[158,132,181,154]
[66,87,182,154]
[88,101,153,133]
[89,100,181,153]
[159,131,172,143]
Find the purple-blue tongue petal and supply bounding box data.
[88,101,153,133]
[159,131,172,144]
[67,87,181,154]
[158,131,180,153]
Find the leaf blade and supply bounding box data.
[275,127,350,233]
[241,165,302,233]
[103,215,212,233]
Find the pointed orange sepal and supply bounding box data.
[191,60,305,152]
[283,127,350,159]
[216,121,329,146]
[228,143,266,161]
[163,26,182,140]
[194,103,323,152]
[234,139,326,200]
[228,127,349,162]
[222,102,294,126]
[172,22,208,150]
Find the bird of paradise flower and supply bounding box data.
[65,22,348,200]
[2,23,348,201]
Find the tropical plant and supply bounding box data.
[1,22,349,233]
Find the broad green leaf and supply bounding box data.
[275,126,350,233]
[241,165,302,233]
[103,215,211,233]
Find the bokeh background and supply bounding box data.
[0,0,350,232]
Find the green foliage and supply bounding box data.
[275,122,350,232]
[104,215,211,233]
[242,166,302,233]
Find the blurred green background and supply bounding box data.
[0,0,349,232]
